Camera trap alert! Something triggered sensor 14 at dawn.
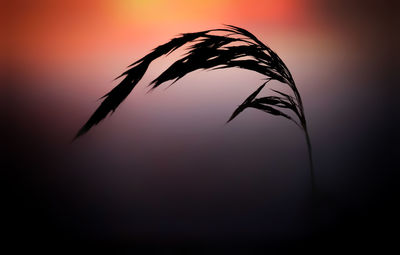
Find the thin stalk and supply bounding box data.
[290,81,316,195]
[304,125,316,195]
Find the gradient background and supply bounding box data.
[3,0,399,253]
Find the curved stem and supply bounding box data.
[304,127,316,195]
[290,82,316,195]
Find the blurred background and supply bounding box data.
[3,0,399,252]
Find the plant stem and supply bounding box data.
[304,126,316,195]
[290,82,316,195]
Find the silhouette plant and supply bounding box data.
[75,25,316,192]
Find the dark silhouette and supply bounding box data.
[75,25,315,192]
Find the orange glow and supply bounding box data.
[113,0,230,24]
[112,0,306,24]
[5,0,311,74]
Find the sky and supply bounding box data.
[3,0,399,252]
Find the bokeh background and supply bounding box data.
[3,0,399,252]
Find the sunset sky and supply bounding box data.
[4,0,398,251]
[6,0,320,71]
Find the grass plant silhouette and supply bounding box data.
[75,25,316,193]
